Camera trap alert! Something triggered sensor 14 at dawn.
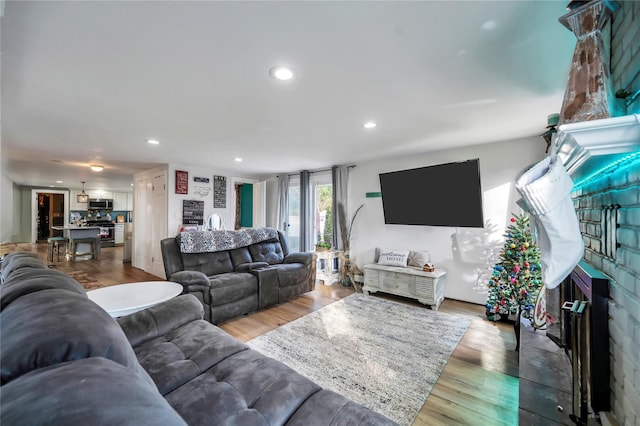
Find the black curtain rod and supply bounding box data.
[282,164,356,178]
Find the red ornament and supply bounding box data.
[521,246,526,251]
[510,217,516,222]
[525,262,530,267]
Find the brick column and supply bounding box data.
[558,0,616,124]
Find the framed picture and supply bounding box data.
[214,175,226,208]
[176,170,188,194]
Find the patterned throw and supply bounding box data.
[178,227,279,253]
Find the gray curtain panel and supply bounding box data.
[275,175,289,233]
[299,170,311,251]
[332,165,349,250]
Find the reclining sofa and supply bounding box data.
[0,251,395,425]
[161,227,316,324]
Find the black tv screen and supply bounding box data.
[379,159,484,227]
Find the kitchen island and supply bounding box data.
[52,226,101,259]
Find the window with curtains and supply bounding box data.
[284,171,334,252]
[310,172,333,249]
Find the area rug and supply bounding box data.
[247,293,471,425]
[66,271,106,290]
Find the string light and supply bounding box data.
[573,151,640,190]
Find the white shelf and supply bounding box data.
[556,114,640,174]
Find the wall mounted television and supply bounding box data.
[379,159,484,228]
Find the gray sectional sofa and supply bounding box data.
[161,228,316,324]
[0,251,395,425]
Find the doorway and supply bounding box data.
[35,192,65,242]
[31,189,69,243]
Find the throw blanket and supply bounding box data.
[178,227,279,254]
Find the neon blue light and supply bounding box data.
[573,151,640,190]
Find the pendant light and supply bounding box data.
[77,181,89,203]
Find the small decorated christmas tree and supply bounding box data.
[486,213,543,321]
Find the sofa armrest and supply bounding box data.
[235,262,270,273]
[117,294,204,347]
[168,270,211,303]
[284,251,315,266]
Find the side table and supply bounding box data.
[315,250,342,285]
[87,281,182,317]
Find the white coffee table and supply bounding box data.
[87,281,183,318]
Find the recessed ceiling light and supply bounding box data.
[56,180,63,184]
[90,165,104,172]
[482,20,498,31]
[363,121,377,129]
[269,66,294,81]
[234,157,243,162]
[147,139,160,145]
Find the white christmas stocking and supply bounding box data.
[516,155,583,289]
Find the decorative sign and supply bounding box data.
[175,170,188,194]
[182,200,204,225]
[213,175,227,208]
[194,176,210,183]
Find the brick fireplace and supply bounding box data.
[551,1,640,424]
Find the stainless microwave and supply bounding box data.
[89,199,113,210]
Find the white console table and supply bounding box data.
[362,264,446,310]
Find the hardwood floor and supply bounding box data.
[2,243,519,425]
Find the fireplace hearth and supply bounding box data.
[546,260,610,424]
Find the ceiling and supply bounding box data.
[1,1,576,192]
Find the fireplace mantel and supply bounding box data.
[556,113,640,175]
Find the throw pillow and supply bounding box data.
[377,249,409,267]
[408,250,430,268]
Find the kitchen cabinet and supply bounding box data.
[69,191,88,211]
[88,190,114,199]
[114,223,125,245]
[113,192,132,210]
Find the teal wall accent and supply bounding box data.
[240,184,253,227]
[366,192,382,198]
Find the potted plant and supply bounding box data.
[315,241,331,252]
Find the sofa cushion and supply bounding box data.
[276,263,308,288]
[209,272,257,305]
[117,295,204,347]
[0,252,44,282]
[0,357,186,426]
[249,242,285,265]
[133,319,248,395]
[230,246,253,267]
[1,268,86,311]
[181,251,234,276]
[165,349,322,426]
[285,389,395,426]
[0,289,146,385]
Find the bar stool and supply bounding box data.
[47,236,68,263]
[69,237,97,262]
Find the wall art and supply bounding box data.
[175,170,188,194]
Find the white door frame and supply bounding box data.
[31,189,70,243]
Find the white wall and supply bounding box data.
[349,137,545,305]
[0,171,15,243]
[167,163,257,236]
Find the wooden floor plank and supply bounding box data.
[1,242,520,425]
